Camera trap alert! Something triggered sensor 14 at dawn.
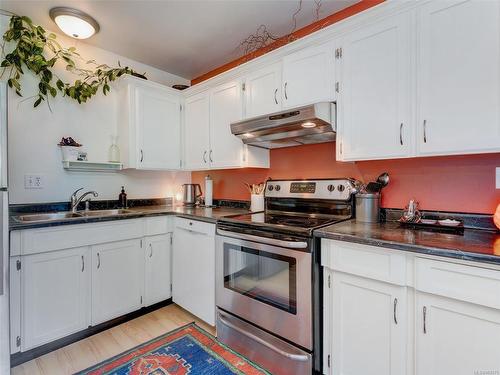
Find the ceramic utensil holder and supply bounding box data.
[250,194,264,212]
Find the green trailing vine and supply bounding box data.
[0,13,146,108]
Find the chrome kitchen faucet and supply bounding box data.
[70,188,99,213]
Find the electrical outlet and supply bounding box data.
[24,174,44,189]
[496,167,500,189]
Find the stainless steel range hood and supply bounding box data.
[231,102,335,149]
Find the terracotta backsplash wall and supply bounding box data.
[192,143,500,214]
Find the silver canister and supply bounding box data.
[355,193,381,223]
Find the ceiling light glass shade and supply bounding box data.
[49,7,100,39]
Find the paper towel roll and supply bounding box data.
[205,175,213,207]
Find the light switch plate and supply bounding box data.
[496,167,500,189]
[24,174,44,189]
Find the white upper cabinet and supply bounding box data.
[118,76,182,170]
[209,80,245,169]
[282,42,335,109]
[244,62,282,118]
[338,12,413,161]
[184,91,211,170]
[416,0,500,156]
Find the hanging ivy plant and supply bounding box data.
[0,14,146,108]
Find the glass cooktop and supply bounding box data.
[224,211,342,230]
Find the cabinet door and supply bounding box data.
[282,42,335,109]
[136,85,181,169]
[244,63,282,118]
[22,247,90,351]
[184,91,211,170]
[339,12,412,161]
[328,272,407,375]
[416,293,500,375]
[172,226,215,325]
[144,233,172,306]
[209,80,245,169]
[92,239,144,325]
[417,0,500,156]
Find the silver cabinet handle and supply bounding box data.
[140,149,144,162]
[218,311,310,362]
[423,306,427,334]
[97,253,100,269]
[203,151,207,163]
[81,255,85,272]
[209,150,213,163]
[274,88,278,104]
[423,120,427,143]
[393,298,398,325]
[149,244,153,258]
[400,123,404,146]
[284,82,288,100]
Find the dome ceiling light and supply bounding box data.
[49,7,100,39]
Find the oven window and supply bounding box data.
[223,243,297,314]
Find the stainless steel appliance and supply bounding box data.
[0,82,10,373]
[182,183,202,206]
[216,179,355,374]
[230,102,336,149]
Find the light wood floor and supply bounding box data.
[12,304,216,375]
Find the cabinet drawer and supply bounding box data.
[175,217,215,236]
[145,216,172,236]
[415,258,500,309]
[20,219,144,256]
[321,239,406,285]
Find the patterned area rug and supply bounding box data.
[75,323,270,375]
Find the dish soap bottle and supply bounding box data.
[119,186,127,208]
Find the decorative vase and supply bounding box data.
[108,135,120,162]
[60,146,81,161]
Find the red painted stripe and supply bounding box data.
[191,0,385,85]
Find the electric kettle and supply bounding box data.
[182,184,202,206]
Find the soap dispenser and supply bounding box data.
[119,186,127,208]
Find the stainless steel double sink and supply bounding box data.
[13,209,137,223]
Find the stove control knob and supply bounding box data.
[275,185,281,191]
[327,184,335,192]
[268,185,274,191]
[337,184,345,192]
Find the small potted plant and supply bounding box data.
[58,137,83,161]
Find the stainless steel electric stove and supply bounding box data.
[215,178,356,375]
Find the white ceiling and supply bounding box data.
[2,0,358,80]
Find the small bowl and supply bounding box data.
[420,219,437,225]
[438,219,461,227]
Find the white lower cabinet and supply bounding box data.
[326,270,407,375]
[91,239,144,325]
[172,218,215,325]
[416,292,500,375]
[21,247,90,351]
[144,233,172,306]
[322,239,500,375]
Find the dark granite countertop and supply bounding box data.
[315,220,500,265]
[9,205,249,231]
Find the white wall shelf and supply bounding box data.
[62,161,123,172]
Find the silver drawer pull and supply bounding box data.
[218,311,309,362]
[81,255,84,272]
[97,253,101,269]
[393,298,398,325]
[423,306,427,334]
[217,229,307,249]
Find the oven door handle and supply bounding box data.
[218,311,310,362]
[217,229,308,249]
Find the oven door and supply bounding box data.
[216,232,312,350]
